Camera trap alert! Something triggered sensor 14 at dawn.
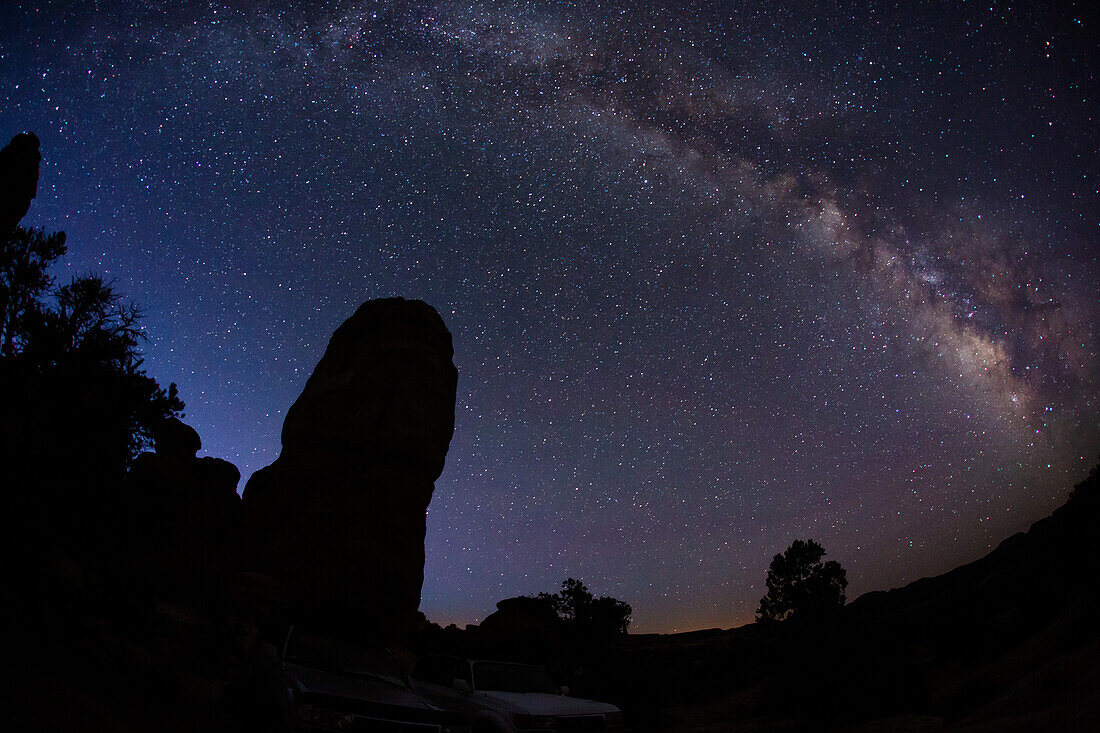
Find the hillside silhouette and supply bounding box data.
[580,463,1100,731]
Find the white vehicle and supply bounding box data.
[410,655,625,733]
[244,625,467,732]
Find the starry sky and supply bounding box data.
[3,0,1097,633]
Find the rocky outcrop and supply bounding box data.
[481,596,561,637]
[122,419,242,597]
[476,596,564,663]
[152,416,202,460]
[0,132,41,235]
[242,297,458,638]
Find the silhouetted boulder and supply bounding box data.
[242,297,458,640]
[476,596,563,660]
[482,596,562,635]
[197,455,242,491]
[0,131,41,234]
[154,416,202,459]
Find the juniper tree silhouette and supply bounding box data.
[0,225,64,357]
[1,226,183,479]
[757,539,847,622]
[1,134,182,561]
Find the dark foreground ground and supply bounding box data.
[14,472,1100,732]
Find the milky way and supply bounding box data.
[4,1,1096,631]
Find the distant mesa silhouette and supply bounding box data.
[0,131,41,234]
[243,296,458,640]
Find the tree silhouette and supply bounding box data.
[757,539,847,622]
[1,225,183,479]
[539,578,632,636]
[542,578,592,623]
[0,226,65,357]
[588,595,633,637]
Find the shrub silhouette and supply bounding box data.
[757,539,847,622]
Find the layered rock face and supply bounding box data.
[243,297,458,637]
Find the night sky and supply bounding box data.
[3,1,1097,633]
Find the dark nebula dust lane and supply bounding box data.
[3,0,1097,632]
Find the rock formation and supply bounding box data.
[480,596,561,637]
[0,131,41,235]
[123,418,242,597]
[476,596,564,662]
[243,297,458,638]
[153,416,202,460]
